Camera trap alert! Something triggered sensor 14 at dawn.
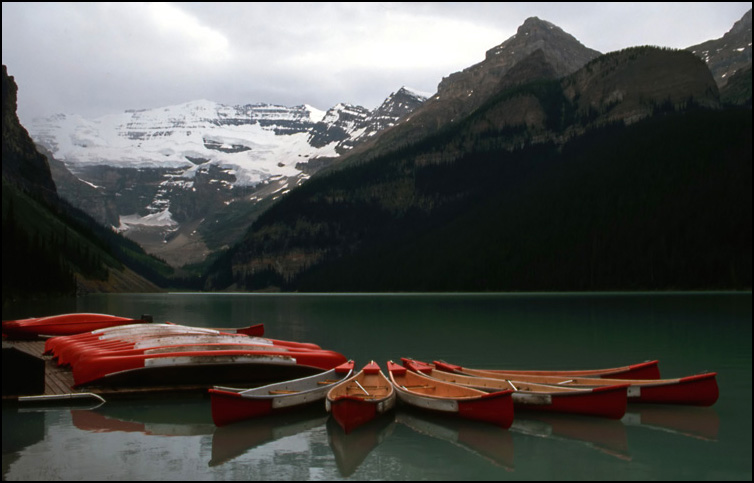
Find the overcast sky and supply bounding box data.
[2,2,751,124]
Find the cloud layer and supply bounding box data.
[2,2,750,124]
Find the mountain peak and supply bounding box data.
[519,16,557,31]
[435,17,599,106]
[484,17,599,69]
[395,86,432,100]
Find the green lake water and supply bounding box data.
[2,292,751,480]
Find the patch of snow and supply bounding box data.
[118,209,178,231]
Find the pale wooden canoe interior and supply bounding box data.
[460,367,676,387]
[393,369,488,398]
[428,370,599,394]
[329,371,393,400]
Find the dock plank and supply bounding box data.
[3,339,212,400]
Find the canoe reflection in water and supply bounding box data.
[326,412,396,477]
[210,406,328,467]
[624,404,720,442]
[396,408,515,472]
[512,413,630,461]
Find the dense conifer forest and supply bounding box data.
[212,107,751,292]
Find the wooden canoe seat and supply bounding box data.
[269,390,299,395]
[317,379,341,385]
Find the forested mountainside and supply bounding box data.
[204,45,750,292]
[2,65,173,302]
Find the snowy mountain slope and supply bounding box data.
[30,100,335,185]
[27,89,428,267]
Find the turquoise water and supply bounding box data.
[2,292,751,480]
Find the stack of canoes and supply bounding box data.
[41,321,347,388]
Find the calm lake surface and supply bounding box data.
[2,292,751,480]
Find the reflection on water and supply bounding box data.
[210,407,328,467]
[396,408,515,471]
[513,413,630,461]
[624,404,720,442]
[8,402,723,479]
[2,292,750,480]
[327,412,396,477]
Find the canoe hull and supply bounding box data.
[328,395,396,434]
[327,362,396,434]
[73,350,347,387]
[3,313,139,339]
[389,361,514,428]
[210,389,276,425]
[210,361,355,426]
[630,373,719,406]
[435,361,719,407]
[403,358,627,419]
[512,384,628,419]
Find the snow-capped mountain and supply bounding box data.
[27,88,427,267]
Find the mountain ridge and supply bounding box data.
[28,87,428,267]
[213,42,730,290]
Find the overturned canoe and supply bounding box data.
[435,361,719,407]
[326,361,396,434]
[46,323,318,366]
[3,313,147,339]
[387,361,514,428]
[209,360,355,426]
[402,358,628,420]
[72,347,348,388]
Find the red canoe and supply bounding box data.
[326,361,396,434]
[45,323,271,355]
[53,332,309,368]
[435,361,719,407]
[2,313,145,339]
[46,323,315,366]
[72,347,348,388]
[60,335,295,368]
[387,361,515,428]
[209,360,355,426]
[476,360,661,380]
[402,358,628,420]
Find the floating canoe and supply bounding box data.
[209,360,355,426]
[435,361,719,407]
[2,313,148,339]
[387,361,514,428]
[474,360,661,380]
[326,361,396,434]
[402,358,628,420]
[72,347,348,388]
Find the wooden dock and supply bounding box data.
[4,339,210,400]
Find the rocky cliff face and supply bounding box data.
[337,17,601,165]
[2,65,57,197]
[438,17,600,102]
[687,8,751,88]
